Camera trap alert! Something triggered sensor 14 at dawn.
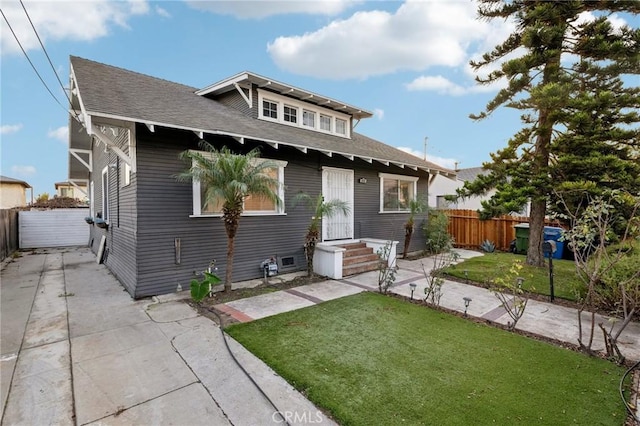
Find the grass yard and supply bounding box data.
[227,293,627,426]
[442,252,584,300]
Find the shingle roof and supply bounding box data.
[70,56,454,176]
[0,175,31,188]
[456,167,485,182]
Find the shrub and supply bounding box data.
[423,209,454,254]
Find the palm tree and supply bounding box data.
[403,198,426,259]
[177,142,281,292]
[292,193,350,278]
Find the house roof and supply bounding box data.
[69,56,455,178]
[456,167,485,182]
[0,175,31,188]
[55,181,86,188]
[196,71,373,120]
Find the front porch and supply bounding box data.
[313,238,398,280]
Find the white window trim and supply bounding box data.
[378,172,418,214]
[101,166,109,222]
[122,163,131,187]
[320,114,332,132]
[283,104,298,124]
[89,181,95,217]
[257,89,351,138]
[191,155,288,217]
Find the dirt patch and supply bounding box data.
[189,273,327,326]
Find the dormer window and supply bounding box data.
[320,114,332,132]
[284,105,297,123]
[257,89,351,138]
[263,100,278,119]
[303,110,315,128]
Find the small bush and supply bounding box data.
[423,209,454,254]
[597,239,639,313]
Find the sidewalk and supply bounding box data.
[2,247,638,425]
[0,247,335,425]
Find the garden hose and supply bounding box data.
[620,358,640,424]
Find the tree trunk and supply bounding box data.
[224,235,235,293]
[527,199,546,267]
[403,222,413,259]
[305,229,319,278]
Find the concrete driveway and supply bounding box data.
[0,247,334,425]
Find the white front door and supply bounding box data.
[322,167,354,241]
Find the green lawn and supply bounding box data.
[442,252,584,300]
[227,293,626,425]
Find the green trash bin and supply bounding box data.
[514,223,530,254]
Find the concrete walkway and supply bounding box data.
[1,247,335,425]
[217,249,640,362]
[2,247,638,425]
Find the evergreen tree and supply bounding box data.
[458,1,639,266]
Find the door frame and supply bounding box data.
[321,166,354,241]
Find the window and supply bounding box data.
[379,173,418,212]
[101,167,109,221]
[89,182,94,217]
[303,110,315,128]
[263,99,278,119]
[60,187,70,197]
[192,156,288,216]
[257,89,351,138]
[122,163,131,186]
[320,114,332,131]
[283,105,297,123]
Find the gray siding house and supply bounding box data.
[67,56,455,298]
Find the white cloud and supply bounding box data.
[186,0,358,19]
[397,146,458,169]
[156,6,171,18]
[405,74,506,96]
[373,108,384,120]
[48,126,68,144]
[1,124,23,135]
[1,0,150,55]
[11,165,37,177]
[267,0,505,80]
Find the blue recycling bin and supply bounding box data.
[543,226,564,259]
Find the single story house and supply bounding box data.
[0,175,32,209]
[68,56,455,298]
[430,167,530,216]
[54,181,88,202]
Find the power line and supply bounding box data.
[1,7,68,113]
[19,0,80,122]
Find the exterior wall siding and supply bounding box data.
[87,124,138,296]
[132,125,429,297]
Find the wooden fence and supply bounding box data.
[444,209,562,251]
[1,209,19,261]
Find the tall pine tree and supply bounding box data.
[458,1,639,266]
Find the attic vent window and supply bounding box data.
[320,114,331,131]
[263,100,278,119]
[335,118,347,135]
[284,105,297,123]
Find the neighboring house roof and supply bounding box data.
[456,167,486,182]
[70,56,455,177]
[0,175,31,188]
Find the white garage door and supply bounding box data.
[19,209,90,249]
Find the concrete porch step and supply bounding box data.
[343,253,379,266]
[338,242,367,250]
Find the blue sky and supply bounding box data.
[1,1,636,197]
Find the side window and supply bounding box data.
[101,166,109,221]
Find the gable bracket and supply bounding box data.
[145,123,155,132]
[70,148,92,172]
[318,150,333,157]
[376,159,390,166]
[90,123,135,172]
[340,153,354,161]
[233,83,252,108]
[295,146,308,154]
[68,179,89,197]
[232,136,245,145]
[265,141,279,149]
[392,162,405,169]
